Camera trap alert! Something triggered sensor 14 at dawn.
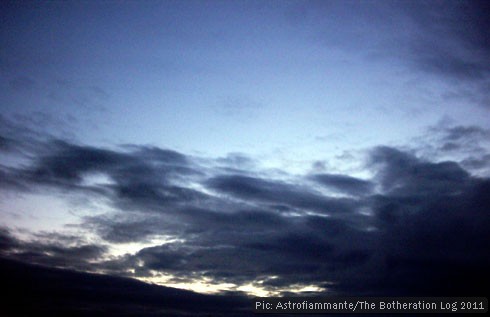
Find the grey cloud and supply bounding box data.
[207,174,358,215]
[418,124,490,175]
[462,154,490,171]
[402,0,490,108]
[23,141,193,186]
[117,146,489,296]
[370,146,470,196]
[1,129,489,298]
[12,244,107,270]
[85,213,180,244]
[1,138,206,214]
[310,173,373,196]
[0,227,19,251]
[438,126,490,163]
[0,228,107,272]
[301,1,490,109]
[364,180,490,296]
[407,1,490,78]
[115,212,376,290]
[444,126,490,142]
[28,141,128,183]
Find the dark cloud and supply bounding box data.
[361,181,490,296]
[402,0,490,108]
[113,146,488,296]
[20,141,193,187]
[437,126,490,166]
[11,243,107,271]
[0,227,18,251]
[443,126,490,142]
[85,213,180,244]
[207,175,358,215]
[29,141,128,183]
[1,138,206,214]
[309,173,373,196]
[462,154,490,171]
[285,1,490,108]
[1,129,489,305]
[405,0,490,79]
[0,228,107,272]
[370,146,470,196]
[416,124,490,174]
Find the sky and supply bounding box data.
[1,0,490,315]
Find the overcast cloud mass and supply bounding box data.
[1,1,489,316]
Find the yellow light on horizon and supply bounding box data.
[137,272,327,297]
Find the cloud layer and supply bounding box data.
[1,118,489,301]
